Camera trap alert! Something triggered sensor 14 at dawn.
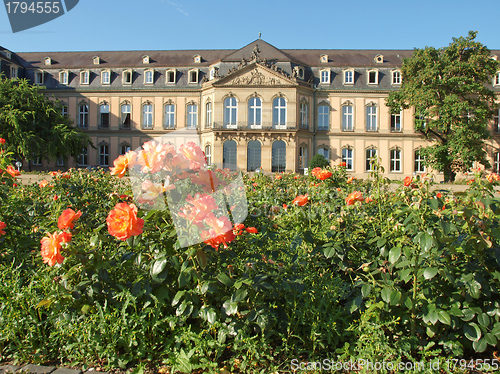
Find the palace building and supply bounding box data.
[1,40,500,180]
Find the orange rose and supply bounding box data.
[178,142,206,171]
[403,176,412,187]
[58,208,82,230]
[315,169,332,180]
[292,194,309,206]
[110,151,137,178]
[0,138,5,145]
[345,191,364,206]
[245,227,258,234]
[106,203,144,241]
[233,223,245,236]
[275,174,282,180]
[40,231,72,266]
[0,221,6,236]
[202,215,235,249]
[6,165,20,178]
[346,177,356,184]
[310,167,321,177]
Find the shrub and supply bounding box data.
[308,154,329,170]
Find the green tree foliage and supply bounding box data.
[386,31,499,182]
[309,154,329,169]
[0,74,92,164]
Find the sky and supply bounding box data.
[1,0,500,53]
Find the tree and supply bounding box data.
[386,31,499,182]
[0,75,92,166]
[309,154,329,170]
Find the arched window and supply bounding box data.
[121,103,131,129]
[318,147,329,160]
[142,103,153,129]
[342,147,353,171]
[273,97,286,129]
[164,104,175,129]
[248,97,262,128]
[99,103,109,129]
[79,104,88,128]
[224,97,237,128]
[205,102,212,128]
[205,145,211,166]
[366,104,377,131]
[300,102,308,129]
[272,140,286,172]
[223,140,237,170]
[414,149,426,173]
[318,105,330,131]
[366,148,377,171]
[121,144,131,155]
[187,104,197,129]
[390,148,402,172]
[342,104,353,131]
[247,140,261,172]
[99,144,109,167]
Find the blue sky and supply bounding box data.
[1,0,499,52]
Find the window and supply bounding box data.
[223,140,237,171]
[123,70,132,85]
[121,104,131,129]
[57,156,64,167]
[205,102,212,128]
[59,71,68,85]
[188,69,198,84]
[495,152,500,173]
[299,146,308,170]
[273,97,287,128]
[272,140,286,172]
[101,70,110,85]
[247,140,261,172]
[99,145,109,167]
[320,69,330,84]
[142,104,153,129]
[34,71,44,85]
[318,105,329,131]
[414,149,426,173]
[80,70,89,85]
[100,104,110,128]
[121,144,131,155]
[344,70,354,84]
[342,148,353,171]
[391,112,402,132]
[224,97,238,128]
[187,104,197,129]
[390,148,402,172]
[495,72,500,86]
[205,145,211,166]
[366,148,377,171]
[166,70,176,84]
[366,104,377,131]
[318,147,329,161]
[78,148,88,166]
[494,108,500,133]
[300,102,308,129]
[342,105,353,131]
[164,104,175,129]
[145,70,154,84]
[209,68,215,80]
[32,157,42,166]
[392,71,401,85]
[248,97,262,128]
[61,105,68,117]
[368,70,378,84]
[10,66,18,79]
[79,104,89,128]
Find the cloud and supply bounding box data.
[158,0,189,16]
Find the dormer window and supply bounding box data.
[320,54,328,63]
[143,55,150,64]
[101,69,110,85]
[193,55,201,63]
[93,56,100,65]
[123,69,132,85]
[294,66,305,80]
[144,69,154,84]
[209,68,215,80]
[5,51,11,59]
[375,54,384,63]
[166,69,176,84]
[59,70,68,85]
[188,69,198,84]
[34,71,44,85]
[368,69,379,85]
[80,70,89,85]
[10,66,18,79]
[343,69,354,85]
[392,70,401,85]
[44,57,52,66]
[320,69,330,84]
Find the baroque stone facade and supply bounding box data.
[2,40,500,180]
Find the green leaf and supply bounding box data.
[420,232,434,252]
[472,338,487,353]
[217,272,232,286]
[376,237,387,248]
[349,296,363,313]
[151,256,167,277]
[437,310,451,325]
[171,290,185,307]
[464,322,482,342]
[424,267,438,280]
[361,284,371,298]
[398,268,412,282]
[196,249,207,270]
[427,309,438,325]
[381,287,392,303]
[388,247,401,264]
[178,271,191,288]
[477,313,490,328]
[36,299,52,308]
[223,300,238,315]
[323,244,335,258]
[389,290,402,305]
[231,288,248,303]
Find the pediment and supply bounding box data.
[214,63,298,87]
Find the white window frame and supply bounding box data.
[142,103,154,129]
[99,144,109,167]
[78,147,88,167]
[495,72,500,86]
[248,97,262,128]
[366,104,378,131]
[121,144,131,155]
[390,148,402,172]
[99,103,110,129]
[317,147,329,161]
[414,149,426,173]
[342,104,353,131]
[320,69,330,84]
[205,101,212,128]
[121,103,131,129]
[80,70,89,85]
[300,102,308,129]
[318,105,330,131]
[61,104,68,117]
[367,69,379,85]
[188,69,198,84]
[123,69,133,85]
[164,103,175,129]
[166,69,176,84]
[59,71,68,85]
[391,112,402,132]
[34,71,44,85]
[272,97,287,129]
[224,97,238,129]
[78,104,89,128]
[342,148,354,171]
[299,146,308,170]
[494,108,500,133]
[101,70,110,85]
[392,70,401,85]
[343,69,354,85]
[144,69,154,84]
[187,104,198,129]
[205,145,212,166]
[366,148,377,171]
[10,66,18,79]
